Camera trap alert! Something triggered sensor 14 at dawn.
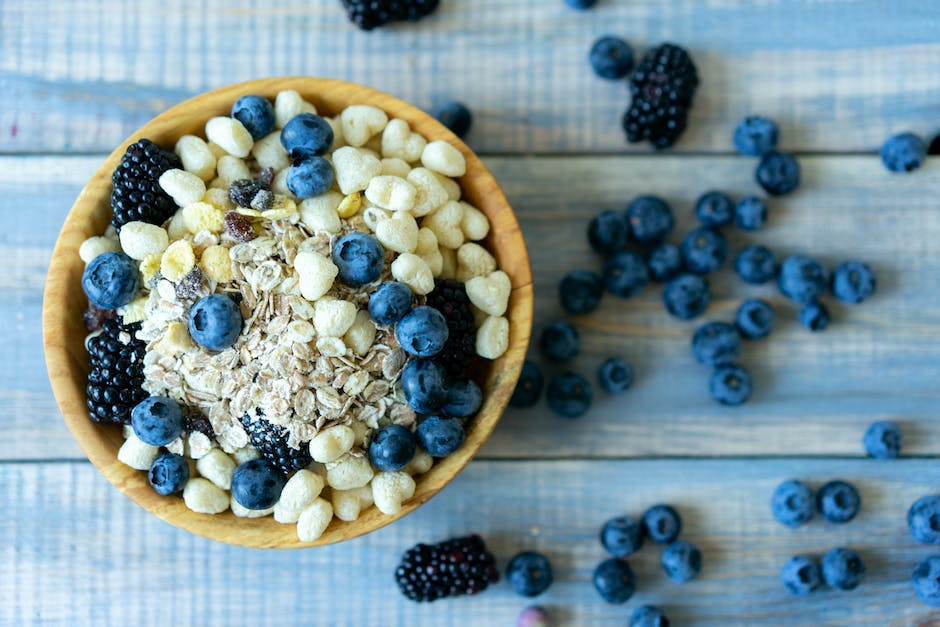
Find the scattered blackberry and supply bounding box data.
[623,43,699,148]
[425,279,476,375]
[85,318,148,425]
[224,211,256,242]
[341,0,440,31]
[184,408,215,440]
[240,410,312,474]
[110,139,181,230]
[83,304,116,332]
[394,534,499,602]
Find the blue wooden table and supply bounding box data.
[4,1,940,625]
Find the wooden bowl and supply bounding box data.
[42,77,532,548]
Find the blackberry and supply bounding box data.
[395,534,499,602]
[425,279,476,375]
[623,43,699,148]
[340,0,440,31]
[110,139,181,230]
[240,410,312,474]
[85,318,148,425]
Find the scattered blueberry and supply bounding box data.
[603,252,649,298]
[597,357,634,394]
[756,151,800,196]
[559,269,603,314]
[148,452,190,496]
[593,558,636,604]
[231,459,286,510]
[735,299,775,340]
[734,245,778,284]
[695,191,734,227]
[507,551,554,597]
[516,605,551,627]
[625,196,675,243]
[831,260,876,304]
[416,415,465,457]
[913,556,940,607]
[546,371,592,418]
[881,132,927,173]
[401,358,448,413]
[798,302,830,332]
[588,210,629,257]
[231,95,275,139]
[540,321,580,362]
[643,504,682,543]
[663,274,711,320]
[396,305,450,357]
[510,360,544,408]
[709,363,752,406]
[680,228,728,275]
[734,196,767,230]
[780,555,822,596]
[131,396,184,446]
[433,101,472,138]
[368,281,413,325]
[692,322,742,366]
[908,495,940,544]
[661,540,702,583]
[630,606,670,627]
[565,0,597,9]
[778,255,828,304]
[286,157,334,199]
[189,294,243,351]
[863,420,901,459]
[442,379,483,418]
[733,115,779,156]
[589,36,634,80]
[771,480,814,528]
[332,232,385,286]
[648,243,682,282]
[280,112,334,159]
[82,251,139,309]
[821,548,865,591]
[600,515,644,557]
[368,424,417,472]
[816,480,860,524]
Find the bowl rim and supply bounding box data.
[41,77,533,548]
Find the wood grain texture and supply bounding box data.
[2,459,939,626]
[2,0,940,155]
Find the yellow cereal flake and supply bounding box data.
[336,192,363,219]
[262,195,298,221]
[182,201,225,234]
[160,320,194,355]
[161,240,196,282]
[119,297,148,324]
[139,253,162,284]
[202,187,234,212]
[234,207,264,218]
[200,245,233,283]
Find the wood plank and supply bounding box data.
[1,459,938,625]
[2,0,940,154]
[8,154,940,460]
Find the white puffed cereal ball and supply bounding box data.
[166,211,189,241]
[309,425,356,463]
[407,167,449,217]
[251,132,291,171]
[294,251,338,301]
[421,140,466,177]
[414,227,443,276]
[79,235,121,264]
[182,201,225,234]
[182,477,230,514]
[375,212,419,253]
[272,168,291,196]
[216,155,251,186]
[230,496,274,518]
[274,469,325,524]
[438,247,457,280]
[340,105,389,147]
[365,175,418,213]
[326,454,374,490]
[158,168,207,208]
[233,446,261,464]
[331,489,363,522]
[381,119,427,162]
[300,191,343,233]
[332,146,382,195]
[422,200,466,250]
[116,220,167,262]
[391,253,435,295]
[296,498,333,542]
[205,116,253,158]
[476,315,510,359]
[160,239,196,282]
[202,187,234,212]
[353,484,374,509]
[362,206,392,232]
[460,203,490,240]
[164,436,185,457]
[175,135,217,181]
[456,242,497,282]
[404,449,433,476]
[195,448,236,490]
[372,471,416,515]
[117,433,159,470]
[343,310,377,357]
[364,133,384,156]
[433,171,462,201]
[274,89,317,129]
[122,424,134,439]
[187,431,213,459]
[466,270,511,317]
[200,244,234,283]
[380,158,412,178]
[313,298,357,337]
[207,142,228,159]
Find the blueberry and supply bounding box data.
[661,540,702,583]
[648,243,682,282]
[821,547,865,591]
[625,196,674,243]
[539,321,579,362]
[286,157,334,199]
[642,504,682,543]
[778,255,827,304]
[368,424,416,472]
[442,379,482,417]
[506,551,554,597]
[630,606,670,627]
[913,556,940,607]
[368,281,413,325]
[600,515,644,557]
[780,555,822,596]
[663,274,711,320]
[565,0,597,8]
[597,357,633,394]
[148,452,190,496]
[589,36,634,80]
[771,480,814,528]
[588,210,629,256]
[863,420,901,459]
[733,116,779,157]
[516,606,551,627]
[332,232,385,286]
[881,132,927,173]
[280,112,334,160]
[734,196,767,230]
[798,302,830,332]
[592,558,635,604]
[691,322,741,366]
[908,495,940,544]
[602,252,649,298]
[816,480,860,523]
[189,294,243,351]
[231,459,286,510]
[396,306,449,357]
[735,299,774,340]
[416,415,465,457]
[709,363,751,406]
[231,95,275,140]
[559,270,603,314]
[82,251,139,309]
[401,359,448,413]
[546,371,592,418]
[756,151,800,196]
[433,101,472,138]
[510,360,543,408]
[680,228,727,275]
[695,191,734,227]
[831,260,876,304]
[131,396,184,446]
[734,245,778,284]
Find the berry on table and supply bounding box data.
[286,157,335,199]
[231,95,275,139]
[369,281,413,326]
[539,321,580,362]
[82,251,140,310]
[663,273,711,320]
[546,371,592,418]
[695,191,734,227]
[624,43,699,148]
[733,115,779,156]
[593,558,636,603]
[589,36,634,80]
[131,396,184,447]
[771,480,814,528]
[597,357,634,394]
[559,269,604,314]
[630,606,670,627]
[85,318,148,425]
[506,551,554,597]
[881,132,927,172]
[231,459,287,510]
[642,504,682,543]
[821,547,865,591]
[734,245,778,284]
[735,299,775,340]
[863,420,901,459]
[148,452,190,496]
[691,322,741,366]
[425,279,476,376]
[433,101,473,138]
[517,606,551,627]
[681,227,728,275]
[341,0,441,30]
[831,260,876,304]
[600,515,645,557]
[661,540,702,583]
[189,294,243,351]
[510,360,544,408]
[816,480,860,523]
[241,410,313,474]
[368,424,417,472]
[648,243,682,282]
[401,358,448,413]
[756,151,800,196]
[733,196,768,230]
[110,138,181,230]
[394,534,499,602]
[780,555,822,596]
[709,363,752,406]
[442,379,482,418]
[625,196,675,243]
[396,305,450,357]
[778,255,827,304]
[603,252,649,298]
[913,556,940,607]
[332,232,386,286]
[798,302,830,332]
[908,496,940,544]
[416,416,465,457]
[588,210,629,256]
